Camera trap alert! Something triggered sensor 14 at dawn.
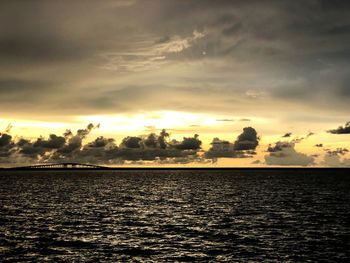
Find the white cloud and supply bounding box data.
[265,142,314,166]
[321,154,350,167]
[99,30,206,72]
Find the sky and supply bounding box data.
[0,0,350,167]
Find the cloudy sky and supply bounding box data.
[0,0,350,167]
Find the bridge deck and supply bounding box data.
[12,162,108,169]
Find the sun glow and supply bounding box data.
[76,111,218,133]
[0,118,70,139]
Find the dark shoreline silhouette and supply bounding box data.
[0,162,349,171]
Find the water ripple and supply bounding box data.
[1,170,349,261]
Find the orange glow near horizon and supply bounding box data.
[1,112,350,167]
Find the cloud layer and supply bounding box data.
[1,121,350,166]
[0,125,206,165]
[0,0,350,120]
[2,124,261,165]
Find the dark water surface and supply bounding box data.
[1,169,349,262]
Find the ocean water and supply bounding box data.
[0,169,349,262]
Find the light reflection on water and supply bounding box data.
[0,170,349,261]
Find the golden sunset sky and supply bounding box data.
[0,0,349,167]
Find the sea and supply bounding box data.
[1,169,349,262]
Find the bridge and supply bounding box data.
[12,162,110,170]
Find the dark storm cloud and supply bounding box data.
[233,127,259,151]
[267,141,292,153]
[33,134,65,149]
[55,123,98,156]
[205,138,234,158]
[173,134,202,150]
[143,133,158,148]
[282,132,292,138]
[87,136,115,148]
[12,123,98,162]
[143,130,170,149]
[205,141,255,159]
[0,133,15,158]
[121,136,142,149]
[19,143,45,158]
[205,127,259,158]
[327,121,350,134]
[77,123,97,138]
[71,131,202,162]
[2,125,203,164]
[0,133,12,147]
